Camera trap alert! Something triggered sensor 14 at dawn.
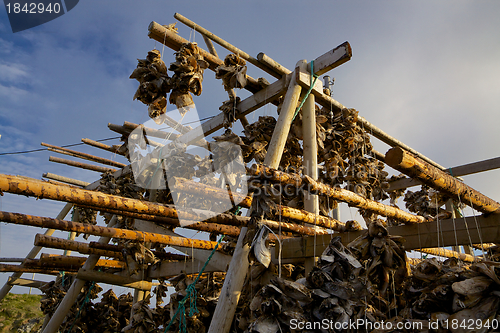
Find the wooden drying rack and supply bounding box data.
[0,12,499,333]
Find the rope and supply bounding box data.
[292,60,319,121]
[67,279,98,333]
[164,235,225,333]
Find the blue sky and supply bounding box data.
[1,1,500,293]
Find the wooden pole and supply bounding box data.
[388,156,500,191]
[0,264,63,275]
[173,13,285,79]
[0,202,73,301]
[77,269,153,291]
[416,247,475,262]
[81,138,124,155]
[48,156,117,173]
[42,173,90,187]
[248,165,427,224]
[25,257,126,270]
[34,235,121,258]
[0,173,193,220]
[385,147,500,214]
[301,62,319,274]
[0,211,220,250]
[41,142,126,168]
[208,61,306,333]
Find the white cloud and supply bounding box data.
[0,62,29,81]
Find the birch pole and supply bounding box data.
[208,61,305,333]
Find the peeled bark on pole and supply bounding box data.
[0,211,220,250]
[42,173,90,187]
[34,235,121,258]
[248,165,427,224]
[48,156,117,173]
[0,173,197,221]
[0,202,73,302]
[416,247,475,262]
[385,147,500,214]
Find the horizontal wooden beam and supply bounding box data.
[81,138,124,155]
[41,142,126,168]
[0,211,220,250]
[281,213,500,259]
[7,277,48,289]
[35,235,121,258]
[48,156,117,173]
[249,164,427,224]
[388,156,500,191]
[385,147,500,214]
[42,173,90,187]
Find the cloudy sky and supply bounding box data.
[1,1,500,293]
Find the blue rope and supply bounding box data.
[164,235,225,333]
[292,60,319,121]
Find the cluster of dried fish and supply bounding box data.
[169,43,209,114]
[130,42,208,119]
[215,54,248,128]
[73,206,97,239]
[163,272,226,333]
[400,257,500,332]
[97,170,145,200]
[229,222,409,333]
[130,49,170,119]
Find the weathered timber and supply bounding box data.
[257,53,292,76]
[82,138,124,155]
[41,142,126,168]
[0,211,220,250]
[264,61,304,167]
[123,121,208,148]
[25,257,126,270]
[385,147,500,214]
[172,177,345,231]
[149,260,221,279]
[280,213,500,259]
[174,13,285,79]
[34,235,121,258]
[7,277,48,289]
[416,247,475,262]
[148,21,263,94]
[42,173,90,187]
[48,156,117,173]
[248,164,427,224]
[388,156,500,191]
[77,269,153,291]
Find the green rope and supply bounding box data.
[292,60,319,121]
[164,235,225,333]
[66,279,97,333]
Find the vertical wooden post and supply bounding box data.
[0,203,73,301]
[42,216,117,333]
[208,61,305,333]
[301,61,320,274]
